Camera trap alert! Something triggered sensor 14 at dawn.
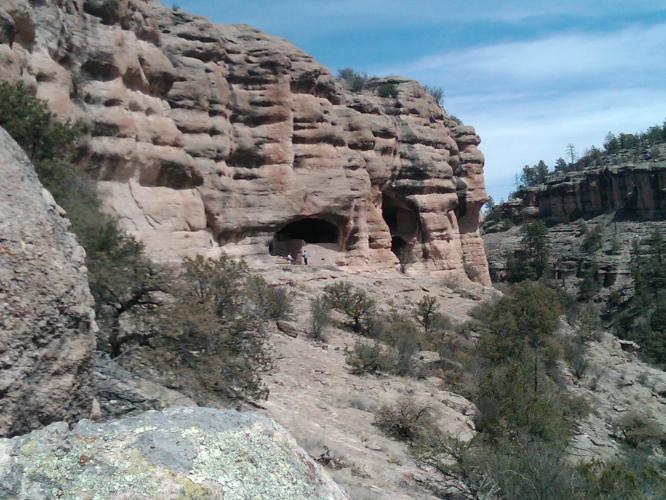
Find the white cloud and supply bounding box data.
[382,23,666,87]
[374,23,666,200]
[467,88,666,200]
[175,1,665,36]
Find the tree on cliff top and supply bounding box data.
[337,68,369,92]
[518,160,549,189]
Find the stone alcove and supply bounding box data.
[381,191,420,258]
[269,217,341,258]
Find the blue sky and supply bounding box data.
[165,1,666,201]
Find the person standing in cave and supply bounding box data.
[302,250,309,265]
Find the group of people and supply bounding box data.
[286,250,309,265]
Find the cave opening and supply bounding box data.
[269,217,340,257]
[382,192,419,257]
[391,236,407,255]
[276,218,338,243]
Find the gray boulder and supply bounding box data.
[0,406,349,499]
[0,126,96,437]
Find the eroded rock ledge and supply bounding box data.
[0,0,490,282]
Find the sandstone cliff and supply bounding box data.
[0,126,96,437]
[0,0,490,283]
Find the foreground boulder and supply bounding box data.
[0,126,96,437]
[0,406,349,499]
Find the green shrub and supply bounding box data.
[609,234,622,254]
[309,296,331,341]
[576,459,666,499]
[563,337,589,381]
[414,295,439,334]
[376,82,399,98]
[448,114,463,125]
[582,224,603,254]
[245,276,293,321]
[374,398,432,442]
[337,68,369,92]
[616,413,666,452]
[162,255,274,401]
[577,302,603,341]
[579,260,601,300]
[476,282,562,364]
[323,282,376,333]
[424,85,444,104]
[413,295,453,338]
[345,340,396,375]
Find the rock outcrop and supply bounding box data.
[0,406,349,499]
[0,126,96,437]
[485,214,666,292]
[94,354,197,419]
[0,0,490,283]
[502,143,666,225]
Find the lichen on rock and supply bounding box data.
[0,407,349,499]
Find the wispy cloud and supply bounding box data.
[381,23,666,89]
[375,23,666,199]
[176,0,665,35]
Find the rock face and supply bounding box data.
[0,0,490,283]
[483,145,666,292]
[0,406,349,499]
[484,212,666,297]
[0,126,96,437]
[508,144,666,225]
[94,354,197,419]
[565,329,666,462]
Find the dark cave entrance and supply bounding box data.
[276,218,339,244]
[391,236,407,255]
[382,192,419,257]
[269,217,340,257]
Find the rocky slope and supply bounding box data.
[483,142,666,294]
[0,0,490,282]
[0,406,348,499]
[121,261,492,499]
[485,214,666,295]
[0,126,96,438]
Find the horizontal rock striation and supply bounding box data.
[0,126,96,437]
[0,0,490,283]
